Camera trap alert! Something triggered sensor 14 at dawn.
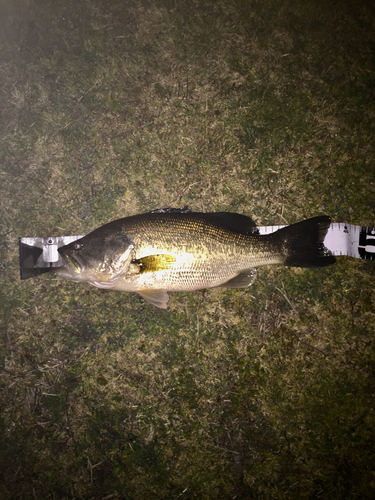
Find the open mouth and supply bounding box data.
[59,249,86,275]
[69,254,86,274]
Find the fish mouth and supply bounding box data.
[71,254,86,273]
[59,249,86,275]
[68,254,86,274]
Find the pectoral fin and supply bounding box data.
[221,269,257,288]
[138,289,170,309]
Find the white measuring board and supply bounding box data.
[258,223,375,260]
[19,221,375,279]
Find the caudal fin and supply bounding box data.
[277,216,336,268]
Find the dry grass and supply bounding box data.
[1,0,375,498]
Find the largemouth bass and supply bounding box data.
[54,208,335,308]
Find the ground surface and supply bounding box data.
[0,0,375,498]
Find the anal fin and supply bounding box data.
[220,269,257,288]
[138,289,170,309]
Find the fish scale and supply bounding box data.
[119,214,272,289]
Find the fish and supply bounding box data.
[53,208,336,309]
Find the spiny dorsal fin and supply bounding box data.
[151,207,191,214]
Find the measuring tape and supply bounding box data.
[259,223,375,260]
[19,222,374,279]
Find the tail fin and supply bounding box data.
[277,216,336,268]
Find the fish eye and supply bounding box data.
[74,242,83,250]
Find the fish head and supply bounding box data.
[57,228,135,288]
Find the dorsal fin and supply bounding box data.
[149,208,258,234]
[207,212,258,235]
[150,208,258,234]
[151,207,191,214]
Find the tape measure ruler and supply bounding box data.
[258,223,375,260]
[19,222,374,279]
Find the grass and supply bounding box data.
[1,0,375,498]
